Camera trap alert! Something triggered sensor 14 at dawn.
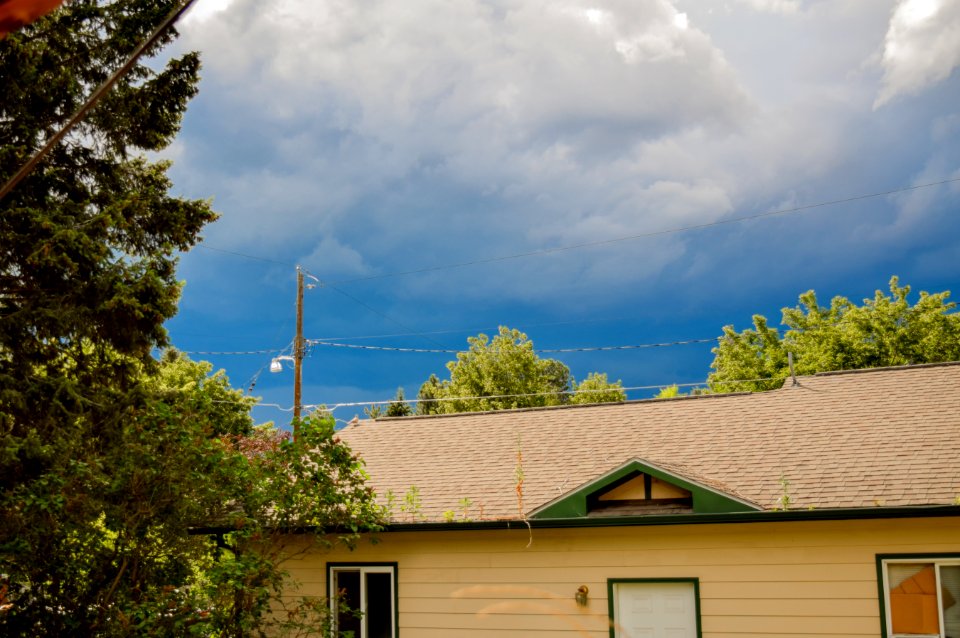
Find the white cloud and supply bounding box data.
[175,0,753,263]
[733,0,802,14]
[302,237,374,279]
[182,0,236,25]
[875,0,960,106]
[167,0,960,306]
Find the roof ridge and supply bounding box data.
[366,389,756,424]
[361,361,960,425]
[811,360,960,377]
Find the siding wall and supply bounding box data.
[283,516,960,638]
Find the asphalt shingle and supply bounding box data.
[336,362,960,521]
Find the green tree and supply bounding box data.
[385,387,413,417]
[416,326,624,414]
[0,3,382,634]
[570,372,626,404]
[0,352,382,636]
[709,277,960,392]
[1,1,216,631]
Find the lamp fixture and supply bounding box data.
[270,355,294,374]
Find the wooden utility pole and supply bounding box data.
[293,266,304,440]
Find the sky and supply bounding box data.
[159,0,960,426]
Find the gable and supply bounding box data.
[530,459,762,519]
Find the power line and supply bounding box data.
[306,337,717,354]
[222,374,785,414]
[320,280,450,349]
[311,375,784,412]
[0,0,201,201]
[195,245,293,267]
[180,348,283,356]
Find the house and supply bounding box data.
[286,362,960,637]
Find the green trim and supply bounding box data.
[326,561,400,638]
[606,578,701,638]
[531,458,760,519]
[875,552,960,638]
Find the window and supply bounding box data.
[327,563,397,638]
[607,578,701,638]
[879,556,960,638]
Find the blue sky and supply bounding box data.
[159,0,960,426]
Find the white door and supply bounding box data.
[613,581,698,638]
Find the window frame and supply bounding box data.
[606,577,702,638]
[326,562,399,638]
[876,553,960,638]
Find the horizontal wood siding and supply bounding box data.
[282,517,960,637]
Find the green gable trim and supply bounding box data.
[530,458,761,519]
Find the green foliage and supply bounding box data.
[709,277,960,392]
[385,387,413,417]
[458,496,473,521]
[400,485,424,522]
[775,474,792,511]
[416,326,623,414]
[570,372,626,404]
[655,385,681,399]
[0,3,382,634]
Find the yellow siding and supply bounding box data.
[283,517,960,637]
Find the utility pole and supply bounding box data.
[293,266,304,440]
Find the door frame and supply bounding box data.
[606,577,702,638]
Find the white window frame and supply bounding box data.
[606,577,702,638]
[879,555,960,638]
[327,563,397,638]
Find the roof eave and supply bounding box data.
[379,504,960,533]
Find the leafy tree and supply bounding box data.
[0,351,382,636]
[416,326,624,414]
[709,277,960,392]
[655,385,681,399]
[570,372,626,404]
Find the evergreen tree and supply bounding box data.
[0,4,382,634]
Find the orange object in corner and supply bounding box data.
[0,0,66,37]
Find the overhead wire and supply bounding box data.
[306,336,717,354]
[304,374,785,413]
[212,372,786,415]
[299,267,450,349]
[0,0,201,200]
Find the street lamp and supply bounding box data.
[269,355,294,374]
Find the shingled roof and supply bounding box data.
[336,362,960,522]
